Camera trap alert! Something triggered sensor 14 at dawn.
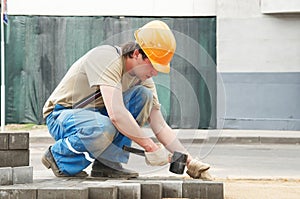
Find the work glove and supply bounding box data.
[186,158,212,180]
[198,170,214,181]
[144,143,170,166]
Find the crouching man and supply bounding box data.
[42,20,211,179]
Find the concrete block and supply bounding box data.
[117,183,141,199]
[0,187,37,199]
[9,132,29,150]
[38,187,89,199]
[0,167,13,185]
[0,150,29,167]
[13,166,33,184]
[182,180,224,199]
[141,182,162,199]
[88,186,118,199]
[0,133,8,150]
[161,181,182,198]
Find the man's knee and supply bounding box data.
[129,85,153,107]
[125,86,154,126]
[137,85,153,104]
[136,85,153,101]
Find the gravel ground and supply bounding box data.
[223,178,300,199]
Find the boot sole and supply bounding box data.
[41,156,51,169]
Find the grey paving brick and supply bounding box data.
[161,180,183,198]
[182,180,224,199]
[0,167,13,185]
[38,187,89,199]
[0,133,8,150]
[13,166,33,184]
[0,150,29,167]
[88,186,118,199]
[141,182,162,199]
[0,187,37,199]
[9,132,29,150]
[117,183,141,199]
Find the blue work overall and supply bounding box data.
[45,85,153,175]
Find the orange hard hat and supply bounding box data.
[134,20,176,73]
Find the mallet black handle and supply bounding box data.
[122,145,145,157]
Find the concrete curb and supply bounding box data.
[0,178,224,199]
[27,128,300,145]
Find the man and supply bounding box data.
[42,20,210,179]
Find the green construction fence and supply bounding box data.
[0,16,216,129]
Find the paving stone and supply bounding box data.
[38,187,89,199]
[140,182,162,199]
[182,180,224,199]
[0,187,37,199]
[0,133,8,150]
[13,166,33,184]
[0,150,29,167]
[117,183,141,199]
[8,132,29,150]
[0,167,13,185]
[161,180,183,198]
[0,177,224,199]
[88,185,118,199]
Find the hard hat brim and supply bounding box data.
[152,62,170,74]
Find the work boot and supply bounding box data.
[41,146,88,178]
[91,159,139,178]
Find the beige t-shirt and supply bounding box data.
[43,45,160,118]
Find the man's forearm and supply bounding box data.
[155,125,188,153]
[110,109,158,152]
[155,125,192,164]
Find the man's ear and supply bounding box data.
[133,49,140,59]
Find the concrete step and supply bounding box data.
[0,166,33,185]
[0,178,224,199]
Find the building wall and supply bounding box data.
[216,0,300,130]
[217,0,300,73]
[6,0,300,130]
[7,0,216,16]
